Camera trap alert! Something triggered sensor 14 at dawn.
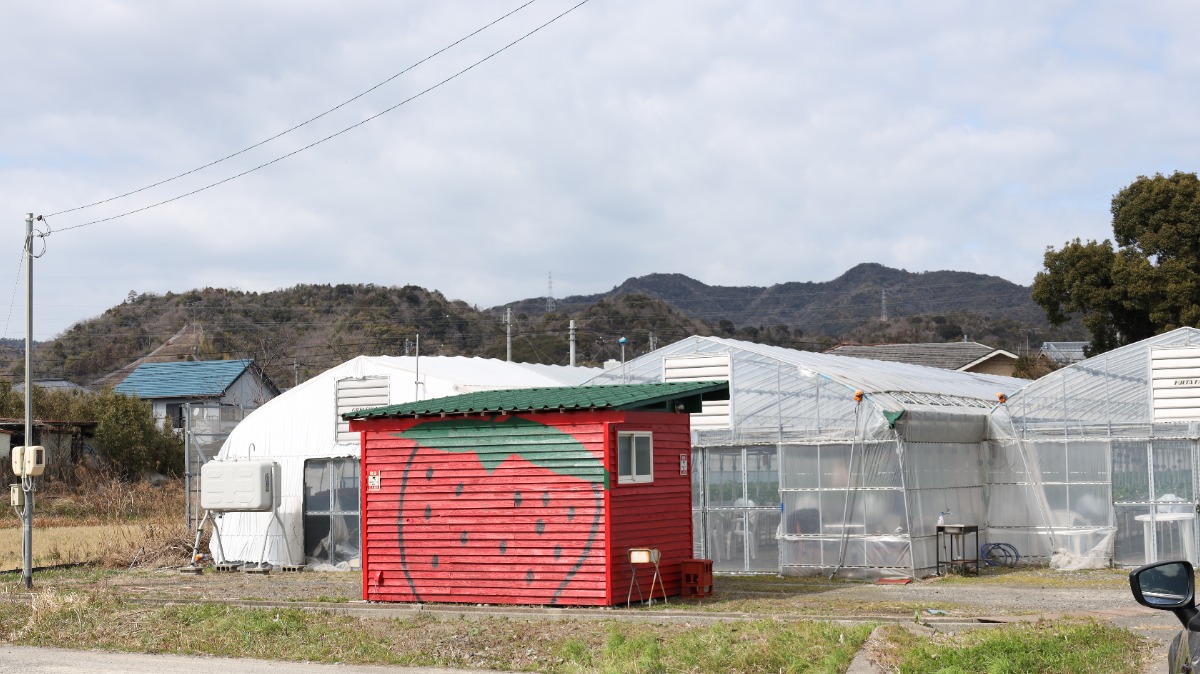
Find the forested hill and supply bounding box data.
[24,285,714,387]
[19,264,1082,387]
[502,263,1075,345]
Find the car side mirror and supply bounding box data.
[1131,560,1199,627]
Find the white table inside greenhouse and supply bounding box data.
[1134,512,1196,564]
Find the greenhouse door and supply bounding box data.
[1113,439,1198,566]
[303,458,362,568]
[691,446,781,572]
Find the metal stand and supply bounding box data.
[183,510,229,574]
[626,548,666,606]
[245,505,301,573]
[936,524,980,575]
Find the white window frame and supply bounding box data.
[617,431,654,484]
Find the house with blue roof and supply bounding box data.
[114,359,279,429]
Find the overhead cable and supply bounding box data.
[49,0,595,233]
[43,0,541,219]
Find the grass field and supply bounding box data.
[0,577,1151,674]
[0,477,191,570]
[0,524,143,569]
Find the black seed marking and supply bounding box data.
[455,482,464,497]
[396,443,423,603]
[424,504,431,520]
[554,545,562,559]
[460,530,469,545]
[526,570,534,584]
[542,491,550,507]
[500,540,507,554]
[567,506,575,521]
[425,467,433,481]
[514,490,522,506]
[550,483,603,606]
[535,519,545,535]
[432,555,439,568]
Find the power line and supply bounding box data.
[46,0,593,234]
[43,0,540,219]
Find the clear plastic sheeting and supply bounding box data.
[592,329,1200,577]
[589,337,1023,578]
[997,328,1200,570]
[589,336,1023,446]
[984,436,1115,565]
[1007,328,1200,435]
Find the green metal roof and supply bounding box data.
[343,381,728,420]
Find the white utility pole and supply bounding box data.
[505,308,512,362]
[22,212,34,589]
[414,333,421,400]
[568,320,576,367]
[619,336,628,383]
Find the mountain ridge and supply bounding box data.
[12,263,1080,387]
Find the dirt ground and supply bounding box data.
[46,564,1156,621]
[6,565,1181,673]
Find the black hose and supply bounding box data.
[980,542,1020,567]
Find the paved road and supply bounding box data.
[0,646,510,674]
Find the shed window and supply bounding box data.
[618,432,653,484]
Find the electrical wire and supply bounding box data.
[42,0,541,219]
[47,0,593,234]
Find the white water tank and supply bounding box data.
[200,460,281,512]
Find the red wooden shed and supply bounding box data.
[346,381,727,606]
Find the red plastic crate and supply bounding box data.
[681,558,713,598]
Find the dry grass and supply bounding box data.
[0,584,873,673]
[0,468,184,527]
[936,564,1129,589]
[0,474,194,570]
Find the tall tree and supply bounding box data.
[1033,171,1200,354]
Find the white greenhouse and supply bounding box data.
[209,355,600,568]
[997,326,1200,570]
[587,336,1026,579]
[589,329,1200,578]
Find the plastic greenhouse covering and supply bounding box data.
[589,331,1200,578]
[998,328,1200,570]
[205,356,599,568]
[587,336,1026,579]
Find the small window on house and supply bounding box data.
[617,432,653,484]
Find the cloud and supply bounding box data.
[1,0,1199,339]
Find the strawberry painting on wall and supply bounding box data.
[350,381,726,607]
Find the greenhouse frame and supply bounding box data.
[586,329,1200,579]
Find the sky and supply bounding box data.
[2,1,1199,340]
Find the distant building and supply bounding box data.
[825,342,1019,377]
[1039,341,1088,366]
[114,359,279,429]
[14,379,90,394]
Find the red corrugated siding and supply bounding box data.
[357,410,693,607]
[605,413,694,605]
[360,413,612,606]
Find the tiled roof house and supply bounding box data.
[825,342,1019,377]
[115,359,279,429]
